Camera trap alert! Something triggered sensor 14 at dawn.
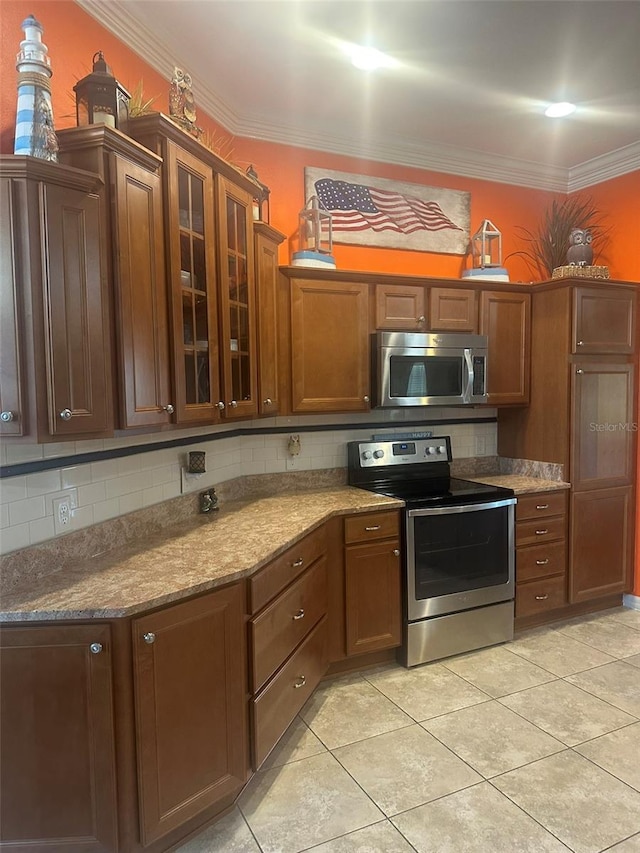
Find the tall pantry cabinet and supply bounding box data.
[498,281,637,612]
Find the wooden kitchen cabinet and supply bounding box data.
[344,511,402,656]
[375,283,426,330]
[0,624,118,852]
[0,155,113,440]
[255,222,286,415]
[429,287,477,332]
[287,276,371,412]
[573,286,636,354]
[133,584,248,846]
[58,125,173,430]
[479,289,531,405]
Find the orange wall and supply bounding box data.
[2,0,639,593]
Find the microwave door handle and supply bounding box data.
[463,349,474,403]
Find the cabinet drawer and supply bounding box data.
[249,525,326,614]
[250,556,327,693]
[516,491,567,521]
[517,540,566,583]
[344,511,400,545]
[516,516,565,547]
[516,576,566,618]
[252,617,327,769]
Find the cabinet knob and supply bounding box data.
[535,594,549,601]
[229,400,238,408]
[536,558,550,566]
[0,411,15,422]
[292,558,304,567]
[217,401,225,410]
[143,632,156,644]
[162,404,175,414]
[417,315,426,325]
[576,369,584,375]
[263,398,273,406]
[89,642,103,654]
[536,504,549,510]
[293,675,307,689]
[577,340,584,346]
[59,408,73,421]
[393,549,400,557]
[293,609,305,621]
[363,395,370,403]
[535,529,549,535]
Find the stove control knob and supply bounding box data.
[436,445,446,455]
[425,447,434,456]
[373,449,385,459]
[362,450,372,460]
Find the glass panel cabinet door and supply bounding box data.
[166,142,221,423]
[217,175,258,418]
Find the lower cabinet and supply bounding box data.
[515,490,568,624]
[0,624,118,853]
[344,511,402,656]
[132,586,247,846]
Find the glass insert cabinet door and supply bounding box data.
[166,142,222,423]
[216,175,258,418]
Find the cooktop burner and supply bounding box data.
[363,476,514,508]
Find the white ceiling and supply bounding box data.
[78,0,640,191]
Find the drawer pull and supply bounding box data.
[293,675,306,689]
[535,529,549,535]
[293,609,305,621]
[364,525,381,532]
[292,558,304,567]
[536,558,550,566]
[535,594,549,601]
[536,504,549,510]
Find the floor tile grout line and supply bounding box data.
[558,670,640,721]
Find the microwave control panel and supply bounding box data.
[354,437,452,467]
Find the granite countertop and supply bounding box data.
[0,487,402,623]
[466,474,570,494]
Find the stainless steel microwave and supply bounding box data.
[373,331,488,407]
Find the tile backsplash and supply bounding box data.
[0,410,497,555]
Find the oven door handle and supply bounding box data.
[407,497,517,517]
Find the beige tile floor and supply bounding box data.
[178,606,640,853]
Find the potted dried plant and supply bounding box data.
[507,195,608,280]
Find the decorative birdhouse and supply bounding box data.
[74,52,130,130]
[471,219,502,268]
[298,196,333,255]
[246,165,271,223]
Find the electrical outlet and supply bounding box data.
[475,436,486,456]
[53,496,72,534]
[286,456,302,470]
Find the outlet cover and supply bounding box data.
[53,496,73,534]
[475,436,486,456]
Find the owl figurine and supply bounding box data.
[169,66,200,136]
[567,228,594,266]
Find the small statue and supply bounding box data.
[14,15,58,160]
[169,66,201,137]
[567,228,593,266]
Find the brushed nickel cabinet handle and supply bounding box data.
[143,632,156,644]
[293,675,306,689]
[417,315,426,325]
[59,408,72,420]
[292,558,304,567]
[363,395,370,403]
[229,400,238,408]
[577,340,584,346]
[162,404,174,414]
[365,525,381,532]
[393,549,400,557]
[0,411,15,422]
[89,643,103,654]
[536,558,550,565]
[576,369,584,375]
[293,609,305,621]
[217,401,225,410]
[263,398,273,406]
[536,504,549,510]
[535,529,549,535]
[535,594,549,601]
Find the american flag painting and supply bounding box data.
[305,167,470,254]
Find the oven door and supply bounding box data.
[406,499,515,621]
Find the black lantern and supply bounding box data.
[74,51,131,130]
[246,164,271,223]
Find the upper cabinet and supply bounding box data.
[479,290,531,405]
[429,287,477,332]
[254,222,286,416]
[374,284,426,330]
[0,155,112,440]
[572,286,636,354]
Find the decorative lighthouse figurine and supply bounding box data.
[14,15,58,160]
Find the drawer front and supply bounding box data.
[249,525,326,614]
[516,491,567,522]
[516,576,566,618]
[251,556,327,693]
[252,617,327,769]
[344,510,400,545]
[517,540,567,583]
[516,516,565,547]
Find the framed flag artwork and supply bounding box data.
[304,167,470,255]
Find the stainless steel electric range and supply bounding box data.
[347,436,516,667]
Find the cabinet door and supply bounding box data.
[133,585,247,846]
[345,540,402,655]
[255,225,284,415]
[291,278,370,412]
[217,175,258,418]
[569,486,633,603]
[42,183,112,436]
[375,284,426,330]
[479,290,530,405]
[0,178,25,435]
[0,625,117,853]
[429,287,477,332]
[112,155,173,428]
[573,287,636,354]
[571,360,635,490]
[166,142,222,423]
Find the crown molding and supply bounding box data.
[76,0,636,195]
